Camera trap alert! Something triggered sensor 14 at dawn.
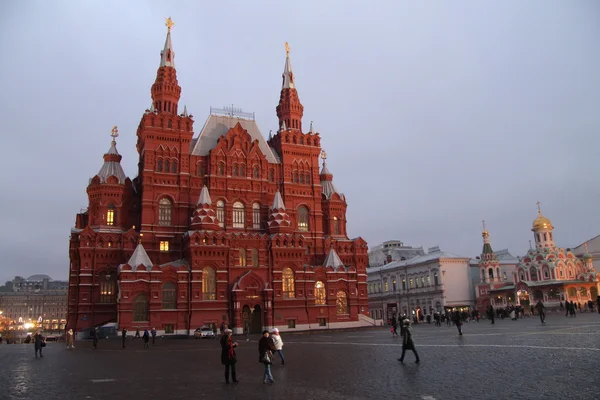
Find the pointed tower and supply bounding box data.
[323,248,345,271]
[125,240,154,271]
[478,221,499,283]
[532,202,555,249]
[190,186,220,230]
[86,126,134,228]
[582,243,594,272]
[276,42,304,131]
[151,17,181,116]
[267,191,292,233]
[319,151,348,237]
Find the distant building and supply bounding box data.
[367,246,474,322]
[572,234,600,272]
[11,275,68,293]
[0,275,68,332]
[485,206,599,311]
[368,240,425,267]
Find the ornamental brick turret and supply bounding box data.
[319,152,348,238]
[267,191,292,233]
[151,17,181,116]
[276,42,304,132]
[85,126,134,228]
[190,185,220,230]
[478,221,499,283]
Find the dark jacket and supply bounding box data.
[33,333,44,348]
[221,335,237,365]
[402,326,415,349]
[258,336,276,363]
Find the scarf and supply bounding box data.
[227,336,235,359]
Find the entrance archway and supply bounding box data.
[591,286,598,300]
[251,304,262,334]
[517,290,530,309]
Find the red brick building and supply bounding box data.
[67,23,371,335]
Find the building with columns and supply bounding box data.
[485,206,600,311]
[367,246,474,322]
[67,21,371,336]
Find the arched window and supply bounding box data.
[216,200,225,227]
[253,166,259,178]
[158,198,172,226]
[233,201,245,228]
[299,137,304,145]
[99,274,116,303]
[282,267,295,298]
[297,206,309,231]
[251,248,259,267]
[269,169,275,182]
[433,272,439,286]
[333,217,340,235]
[488,268,494,280]
[167,120,172,128]
[314,281,326,305]
[252,202,261,229]
[218,163,225,176]
[305,173,310,184]
[133,294,149,321]
[384,280,389,292]
[239,248,247,266]
[299,174,305,184]
[198,163,205,176]
[336,291,348,314]
[233,165,239,176]
[171,161,177,173]
[293,172,298,183]
[157,160,163,172]
[567,287,577,298]
[165,160,171,173]
[162,282,176,309]
[529,266,538,281]
[106,204,115,226]
[202,268,216,300]
[240,165,245,176]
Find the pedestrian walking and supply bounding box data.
[91,327,99,349]
[151,327,157,345]
[398,319,420,364]
[535,300,546,324]
[221,328,238,384]
[121,328,127,349]
[258,330,276,384]
[453,310,463,335]
[487,305,495,325]
[244,324,249,341]
[271,328,285,365]
[66,329,75,349]
[143,329,150,348]
[135,327,141,339]
[33,331,45,358]
[391,315,398,336]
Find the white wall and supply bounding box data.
[440,259,474,307]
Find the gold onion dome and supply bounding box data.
[532,212,553,231]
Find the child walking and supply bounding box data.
[398,319,420,364]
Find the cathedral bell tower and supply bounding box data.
[532,202,555,250]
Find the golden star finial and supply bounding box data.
[110,126,119,139]
[320,149,327,160]
[285,42,290,56]
[165,17,175,32]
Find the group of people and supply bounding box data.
[120,327,157,348]
[220,326,285,384]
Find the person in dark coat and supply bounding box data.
[151,328,157,345]
[121,328,127,349]
[258,330,276,384]
[221,328,238,383]
[391,315,398,336]
[33,331,45,358]
[398,319,420,363]
[91,327,99,349]
[143,329,150,349]
[487,305,495,325]
[535,300,546,324]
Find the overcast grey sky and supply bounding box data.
[1,1,598,282]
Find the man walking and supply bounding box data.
[535,300,546,324]
[151,327,157,345]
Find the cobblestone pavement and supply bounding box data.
[2,311,600,400]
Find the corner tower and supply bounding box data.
[151,17,181,116]
[532,202,555,250]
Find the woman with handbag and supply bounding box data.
[220,328,238,384]
[258,330,276,384]
[33,331,45,358]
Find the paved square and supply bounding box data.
[2,312,600,400]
